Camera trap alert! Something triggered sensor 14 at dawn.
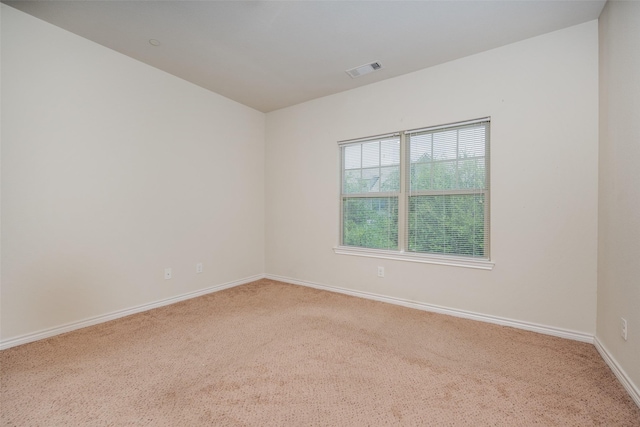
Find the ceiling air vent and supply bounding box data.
[346,62,383,78]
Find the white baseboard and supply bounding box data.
[0,274,265,351]
[265,274,594,343]
[594,337,640,408]
[6,273,636,409]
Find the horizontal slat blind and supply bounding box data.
[342,197,398,250]
[406,120,489,258]
[341,135,400,250]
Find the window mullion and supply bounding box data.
[455,129,460,188]
[398,132,406,252]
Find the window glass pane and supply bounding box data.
[408,194,485,257]
[362,168,380,192]
[362,141,380,168]
[342,136,400,195]
[344,145,361,170]
[433,130,457,160]
[409,133,432,163]
[381,139,400,166]
[409,123,487,192]
[343,197,398,250]
[458,159,485,189]
[343,169,363,194]
[380,166,400,192]
[431,160,457,190]
[458,127,485,158]
[410,163,431,191]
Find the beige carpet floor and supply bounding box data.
[1,279,639,426]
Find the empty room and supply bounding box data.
[1,0,639,425]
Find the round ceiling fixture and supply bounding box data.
[148,39,161,46]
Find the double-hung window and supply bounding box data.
[341,134,401,250]
[338,118,491,268]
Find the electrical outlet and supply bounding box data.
[377,266,384,278]
[164,268,172,280]
[196,262,203,274]
[621,317,628,341]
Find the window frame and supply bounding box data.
[339,133,401,251]
[336,118,494,270]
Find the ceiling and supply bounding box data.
[4,0,606,112]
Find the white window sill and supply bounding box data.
[333,246,495,270]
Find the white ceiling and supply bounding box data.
[4,0,606,112]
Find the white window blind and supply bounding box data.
[341,135,400,250]
[339,118,490,261]
[407,120,489,258]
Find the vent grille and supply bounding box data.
[346,62,383,78]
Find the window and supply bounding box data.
[338,118,491,268]
[342,135,400,250]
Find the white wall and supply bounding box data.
[597,0,640,395]
[265,22,599,335]
[0,5,265,342]
[1,5,603,347]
